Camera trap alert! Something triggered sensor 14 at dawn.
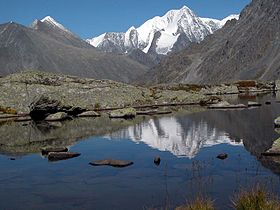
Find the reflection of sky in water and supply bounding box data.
[107,116,243,158]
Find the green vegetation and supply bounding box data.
[233,187,280,210]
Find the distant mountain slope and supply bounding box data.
[0,17,148,83]
[87,6,238,59]
[142,0,280,84]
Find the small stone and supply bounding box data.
[274,117,280,128]
[216,153,228,160]
[45,112,68,121]
[265,101,271,105]
[154,156,161,166]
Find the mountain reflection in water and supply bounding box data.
[108,116,242,158]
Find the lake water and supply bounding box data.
[1,93,280,210]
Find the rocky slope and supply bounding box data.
[143,0,280,85]
[0,17,148,83]
[87,6,238,65]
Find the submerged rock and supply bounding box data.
[89,159,134,168]
[45,112,68,121]
[216,153,228,160]
[41,147,68,155]
[48,152,81,161]
[77,111,100,117]
[109,108,136,119]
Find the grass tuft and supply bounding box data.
[233,187,280,210]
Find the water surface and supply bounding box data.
[1,93,280,210]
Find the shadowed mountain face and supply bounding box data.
[0,19,148,83]
[144,0,280,85]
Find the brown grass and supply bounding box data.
[233,187,280,210]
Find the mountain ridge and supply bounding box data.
[87,6,239,58]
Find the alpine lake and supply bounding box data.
[1,92,280,210]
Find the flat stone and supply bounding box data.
[14,116,32,122]
[109,108,136,119]
[48,152,80,161]
[248,101,262,107]
[45,112,68,121]
[77,111,100,117]
[41,147,68,155]
[208,101,247,109]
[89,159,133,168]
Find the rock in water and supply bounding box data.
[77,111,101,117]
[248,101,262,107]
[154,156,161,166]
[41,147,68,155]
[109,108,136,119]
[216,153,228,160]
[45,112,68,121]
[274,117,280,128]
[48,152,81,161]
[89,159,134,168]
[208,101,247,109]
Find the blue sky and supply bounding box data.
[0,0,251,38]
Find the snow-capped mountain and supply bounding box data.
[87,6,239,56]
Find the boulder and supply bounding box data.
[77,111,100,117]
[109,108,136,119]
[45,112,68,121]
[274,117,280,128]
[29,96,61,120]
[41,147,68,155]
[48,152,81,161]
[89,159,133,168]
[248,101,262,107]
[216,153,228,160]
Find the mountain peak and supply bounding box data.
[40,16,70,33]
